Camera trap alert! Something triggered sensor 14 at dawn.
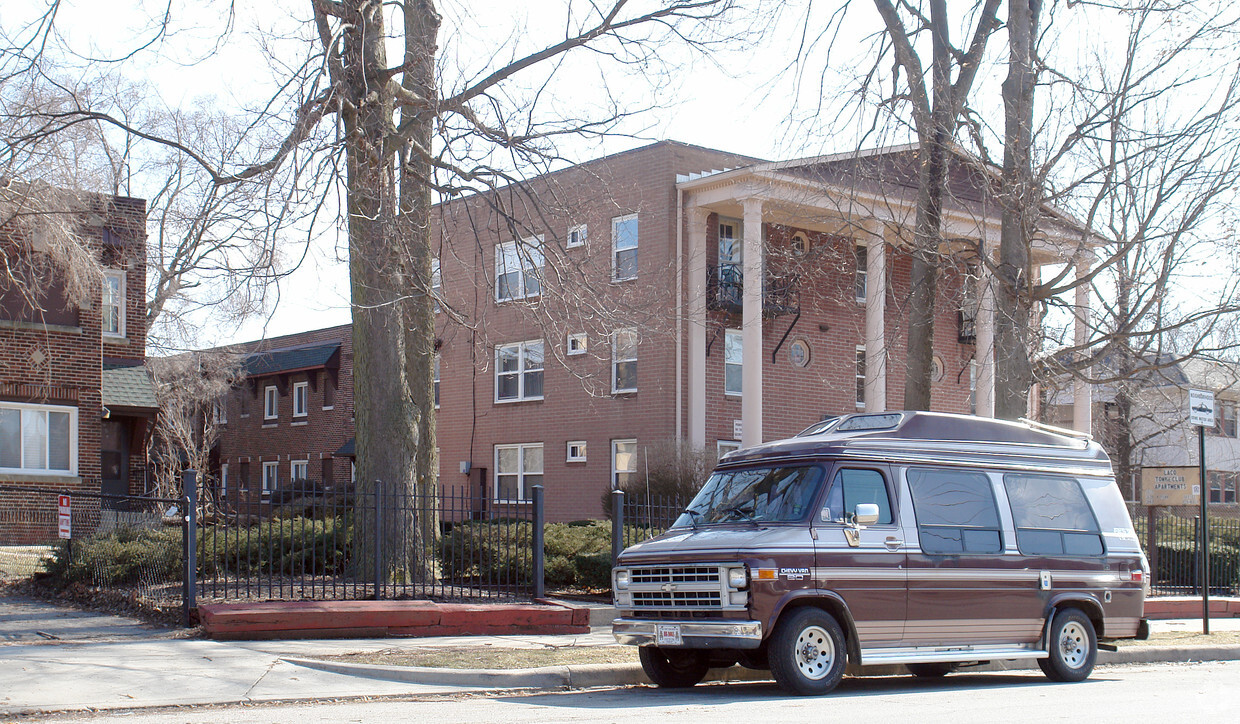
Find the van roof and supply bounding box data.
[721,411,1113,476]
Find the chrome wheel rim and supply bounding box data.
[794,625,836,680]
[1058,621,1088,669]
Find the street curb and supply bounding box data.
[283,644,1240,690]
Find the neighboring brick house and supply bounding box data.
[209,324,354,500]
[208,140,1094,522]
[1,192,155,543]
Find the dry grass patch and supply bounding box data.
[315,645,640,670]
[1114,629,1240,647]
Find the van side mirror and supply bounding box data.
[853,503,880,526]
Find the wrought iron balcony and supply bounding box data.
[708,263,800,317]
[958,308,977,344]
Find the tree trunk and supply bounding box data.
[341,0,418,586]
[397,0,442,583]
[903,128,948,411]
[995,0,1041,420]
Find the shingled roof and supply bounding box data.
[101,363,159,414]
[243,342,341,378]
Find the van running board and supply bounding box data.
[860,646,1047,666]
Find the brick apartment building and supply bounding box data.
[209,141,1095,521]
[1,192,156,543]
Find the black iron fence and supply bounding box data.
[608,490,686,562]
[1135,513,1240,596]
[0,483,190,620]
[197,479,545,603]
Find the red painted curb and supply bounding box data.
[197,600,591,640]
[1144,597,1240,619]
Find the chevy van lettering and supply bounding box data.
[612,411,1149,697]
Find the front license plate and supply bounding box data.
[656,624,683,646]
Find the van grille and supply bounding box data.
[630,566,720,585]
[618,564,744,612]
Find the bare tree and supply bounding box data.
[147,351,242,502]
[3,1,741,581]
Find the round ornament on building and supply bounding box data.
[930,355,945,382]
[789,339,811,368]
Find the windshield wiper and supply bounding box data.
[681,508,703,530]
[723,506,761,528]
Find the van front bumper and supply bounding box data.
[612,618,763,649]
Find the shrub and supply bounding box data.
[600,440,708,517]
[1154,541,1240,593]
[197,516,352,576]
[42,526,182,586]
[438,520,534,585]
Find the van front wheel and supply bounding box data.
[769,607,847,696]
[1038,608,1097,682]
[638,647,709,688]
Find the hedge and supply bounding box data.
[42,526,182,586]
[197,516,352,576]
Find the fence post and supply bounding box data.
[532,485,545,600]
[373,480,384,600]
[182,469,198,627]
[611,490,625,564]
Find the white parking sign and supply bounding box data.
[1189,389,1215,427]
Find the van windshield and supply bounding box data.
[674,464,825,526]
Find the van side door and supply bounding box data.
[902,466,1042,646]
[815,464,907,648]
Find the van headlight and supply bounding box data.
[615,569,630,590]
[727,567,748,589]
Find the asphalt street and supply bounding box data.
[29,661,1240,723]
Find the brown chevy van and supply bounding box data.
[611,412,1149,695]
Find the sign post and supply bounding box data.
[1188,389,1214,634]
[57,494,71,540]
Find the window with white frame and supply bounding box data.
[433,353,441,407]
[220,464,229,491]
[612,439,637,489]
[0,402,76,475]
[293,381,309,418]
[612,214,639,281]
[431,258,442,313]
[495,237,544,301]
[496,340,544,402]
[566,440,587,463]
[102,269,125,337]
[717,440,741,460]
[264,385,279,420]
[724,329,743,395]
[212,398,227,425]
[494,443,543,502]
[567,223,587,249]
[612,328,637,393]
[262,461,279,493]
[855,244,868,302]
[567,333,587,356]
[291,459,308,482]
[855,346,867,408]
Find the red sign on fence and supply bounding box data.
[57,495,71,539]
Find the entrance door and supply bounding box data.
[100,419,130,510]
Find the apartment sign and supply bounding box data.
[1141,466,1200,506]
[1188,389,1215,427]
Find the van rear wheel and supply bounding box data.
[1038,608,1097,682]
[638,647,710,688]
[769,607,847,696]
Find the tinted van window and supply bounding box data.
[823,468,894,524]
[677,465,825,525]
[1003,474,1104,556]
[907,467,1002,554]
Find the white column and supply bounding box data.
[976,252,996,418]
[741,198,764,447]
[687,205,709,449]
[1073,256,1093,433]
[863,221,887,412]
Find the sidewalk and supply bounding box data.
[2,595,1238,716]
